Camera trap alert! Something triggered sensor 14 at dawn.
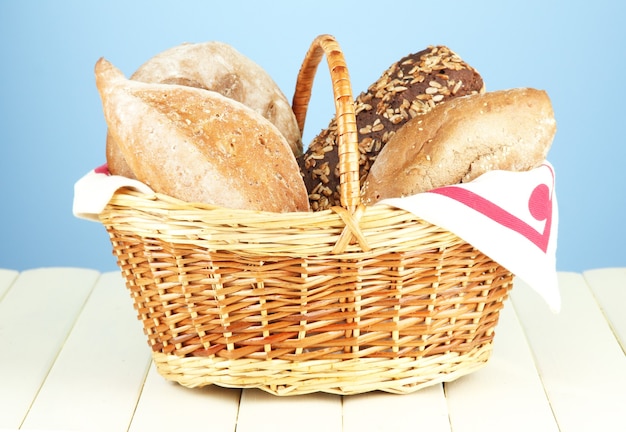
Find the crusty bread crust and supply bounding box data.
[299,45,485,211]
[361,88,556,204]
[96,58,309,212]
[106,41,302,178]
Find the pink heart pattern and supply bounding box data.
[430,164,554,253]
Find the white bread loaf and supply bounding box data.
[95,57,309,212]
[106,41,302,178]
[361,88,556,204]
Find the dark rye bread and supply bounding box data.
[298,45,485,211]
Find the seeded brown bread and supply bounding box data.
[299,45,484,211]
[95,58,310,212]
[361,88,556,204]
[107,41,302,178]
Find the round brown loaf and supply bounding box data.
[299,45,484,211]
[106,41,302,178]
[361,88,557,204]
[95,57,309,212]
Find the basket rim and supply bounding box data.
[106,186,406,218]
[101,187,467,257]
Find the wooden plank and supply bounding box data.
[445,298,559,431]
[0,268,18,300]
[0,267,99,429]
[21,271,152,432]
[236,388,342,432]
[129,366,241,432]
[583,267,626,351]
[343,384,450,432]
[511,272,626,432]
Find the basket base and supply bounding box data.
[151,343,493,396]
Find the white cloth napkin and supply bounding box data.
[378,162,559,312]
[73,162,560,311]
[72,164,155,221]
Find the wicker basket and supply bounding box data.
[99,34,513,396]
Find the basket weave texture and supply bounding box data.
[100,34,513,396]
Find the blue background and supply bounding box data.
[0,0,624,273]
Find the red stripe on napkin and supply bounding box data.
[430,184,553,253]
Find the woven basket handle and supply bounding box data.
[292,34,360,213]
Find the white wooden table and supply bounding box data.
[0,267,624,432]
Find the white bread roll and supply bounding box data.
[107,41,302,178]
[95,57,309,212]
[361,88,556,204]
